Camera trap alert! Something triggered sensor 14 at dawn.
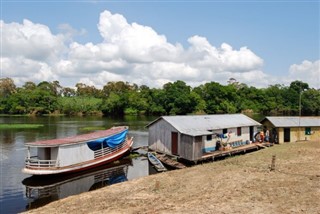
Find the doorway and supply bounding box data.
[249,126,254,141]
[284,128,290,142]
[171,132,178,155]
[44,148,51,160]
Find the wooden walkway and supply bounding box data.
[201,143,272,161]
[138,143,273,167]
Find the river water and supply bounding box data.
[0,115,157,214]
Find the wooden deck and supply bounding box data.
[201,143,272,161]
[148,142,273,166]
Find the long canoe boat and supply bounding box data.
[147,152,167,172]
[22,126,133,175]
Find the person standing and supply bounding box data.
[259,131,264,142]
[265,129,270,142]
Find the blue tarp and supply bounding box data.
[87,129,128,151]
[108,174,128,185]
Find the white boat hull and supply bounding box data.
[22,127,133,175]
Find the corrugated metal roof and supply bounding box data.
[147,114,261,136]
[263,116,320,127]
[26,126,128,147]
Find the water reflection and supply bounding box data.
[22,158,133,210]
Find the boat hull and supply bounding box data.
[22,138,133,175]
[147,152,167,172]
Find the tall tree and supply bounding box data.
[22,81,36,90]
[163,80,197,115]
[0,78,16,98]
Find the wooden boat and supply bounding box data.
[156,154,187,169]
[147,152,167,172]
[22,126,133,175]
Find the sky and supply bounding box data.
[1,0,319,89]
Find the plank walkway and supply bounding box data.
[201,143,272,161]
[138,143,273,166]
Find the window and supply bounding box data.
[223,129,228,134]
[305,127,311,135]
[207,135,212,141]
[195,136,202,143]
[237,127,242,136]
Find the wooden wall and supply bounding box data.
[148,119,179,155]
[180,134,194,160]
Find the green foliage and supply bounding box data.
[79,126,106,131]
[0,78,319,116]
[302,89,320,115]
[101,92,126,115]
[0,124,44,129]
[194,82,239,114]
[58,97,102,115]
[162,80,197,115]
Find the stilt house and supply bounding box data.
[147,114,261,162]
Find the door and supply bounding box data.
[171,132,178,155]
[45,148,51,160]
[249,126,254,141]
[284,128,290,142]
[44,147,51,167]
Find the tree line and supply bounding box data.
[0,77,319,116]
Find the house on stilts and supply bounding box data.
[146,114,262,163]
[260,116,320,143]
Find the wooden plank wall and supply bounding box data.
[180,134,194,160]
[148,119,179,154]
[194,136,203,160]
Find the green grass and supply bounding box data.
[129,153,141,158]
[0,124,44,129]
[79,126,106,131]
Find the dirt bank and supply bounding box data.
[24,141,320,214]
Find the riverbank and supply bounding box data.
[24,140,320,214]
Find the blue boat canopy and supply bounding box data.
[87,129,128,151]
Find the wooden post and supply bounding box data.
[154,180,160,191]
[270,155,276,171]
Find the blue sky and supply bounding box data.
[1,1,319,89]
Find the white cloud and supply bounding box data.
[57,23,87,42]
[288,60,320,89]
[2,9,316,90]
[1,19,66,62]
[97,10,179,63]
[1,57,57,86]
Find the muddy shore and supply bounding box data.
[24,140,320,214]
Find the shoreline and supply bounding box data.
[24,140,320,214]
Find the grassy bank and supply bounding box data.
[25,140,320,214]
[0,124,43,129]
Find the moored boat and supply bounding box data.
[22,126,133,175]
[147,152,167,172]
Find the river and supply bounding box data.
[0,115,157,214]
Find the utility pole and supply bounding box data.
[298,84,304,141]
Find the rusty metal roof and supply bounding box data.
[147,114,261,136]
[262,117,320,127]
[25,126,128,147]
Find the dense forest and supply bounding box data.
[0,77,319,116]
